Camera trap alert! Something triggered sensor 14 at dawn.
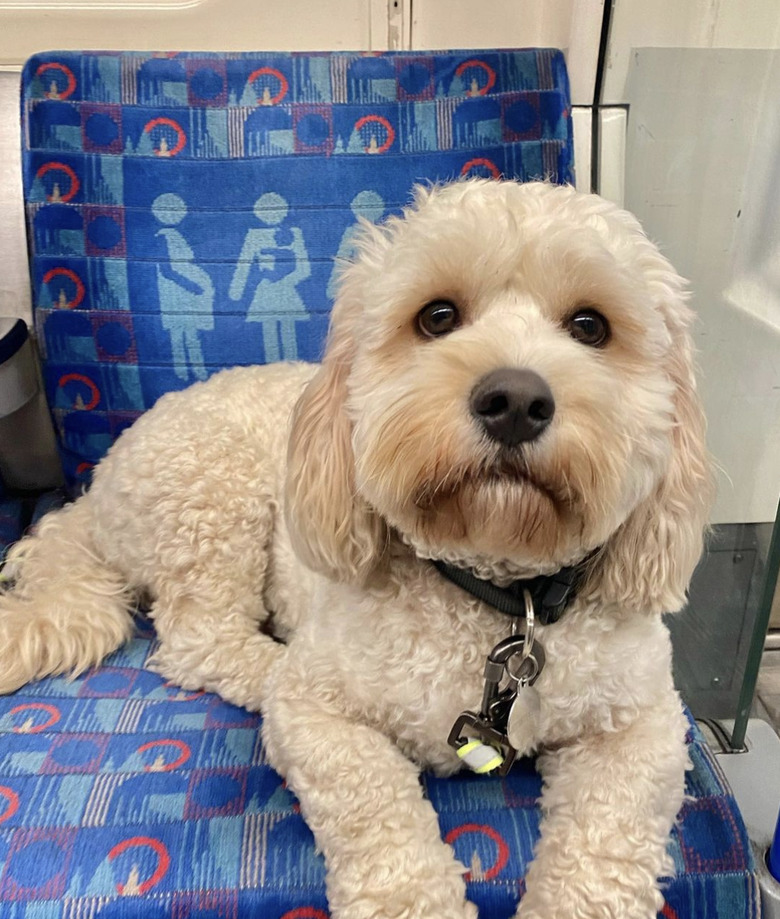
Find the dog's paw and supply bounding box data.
[329,873,479,919]
[0,666,33,696]
[331,897,478,919]
[0,611,44,694]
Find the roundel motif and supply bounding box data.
[461,157,501,179]
[58,372,101,411]
[0,786,20,824]
[143,117,187,156]
[164,681,205,701]
[10,703,61,733]
[247,66,289,105]
[36,162,80,203]
[42,267,85,309]
[354,115,395,154]
[108,836,170,895]
[36,62,77,99]
[138,739,191,772]
[455,59,497,96]
[444,823,509,881]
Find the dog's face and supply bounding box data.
[343,181,679,574]
[287,180,712,611]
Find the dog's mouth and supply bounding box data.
[398,447,586,569]
[412,451,567,512]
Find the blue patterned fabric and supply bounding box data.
[0,614,760,918]
[10,49,759,919]
[21,49,572,484]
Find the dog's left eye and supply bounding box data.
[417,300,461,338]
[566,308,611,348]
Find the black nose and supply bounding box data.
[469,368,555,447]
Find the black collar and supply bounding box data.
[432,557,593,626]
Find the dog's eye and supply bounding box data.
[566,309,610,348]
[417,300,461,338]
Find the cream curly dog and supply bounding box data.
[1,180,711,919]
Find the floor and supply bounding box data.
[693,634,779,758]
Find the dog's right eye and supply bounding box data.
[566,308,611,348]
[417,300,461,338]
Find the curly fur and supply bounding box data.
[0,180,712,919]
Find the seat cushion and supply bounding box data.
[0,611,760,918]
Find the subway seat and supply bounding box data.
[0,49,759,918]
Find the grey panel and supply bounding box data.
[669,522,775,719]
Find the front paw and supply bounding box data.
[331,896,478,919]
[327,862,479,919]
[514,863,664,919]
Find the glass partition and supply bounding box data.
[603,8,780,746]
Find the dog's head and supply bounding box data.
[285,180,712,614]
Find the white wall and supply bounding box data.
[0,1,376,66]
[0,74,31,324]
[0,0,601,104]
[603,0,780,104]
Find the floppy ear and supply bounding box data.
[586,287,713,615]
[284,229,388,584]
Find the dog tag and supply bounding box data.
[506,682,542,752]
[505,644,544,752]
[449,590,546,775]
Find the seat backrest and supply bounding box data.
[21,49,573,484]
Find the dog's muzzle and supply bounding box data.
[470,368,555,447]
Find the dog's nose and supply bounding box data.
[470,368,555,447]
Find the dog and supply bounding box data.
[0,179,711,919]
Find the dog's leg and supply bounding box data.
[0,499,135,694]
[147,592,283,711]
[144,501,285,711]
[262,654,478,919]
[515,697,689,919]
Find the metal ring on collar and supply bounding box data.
[521,588,535,660]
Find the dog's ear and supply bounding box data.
[587,283,713,615]
[284,227,388,584]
